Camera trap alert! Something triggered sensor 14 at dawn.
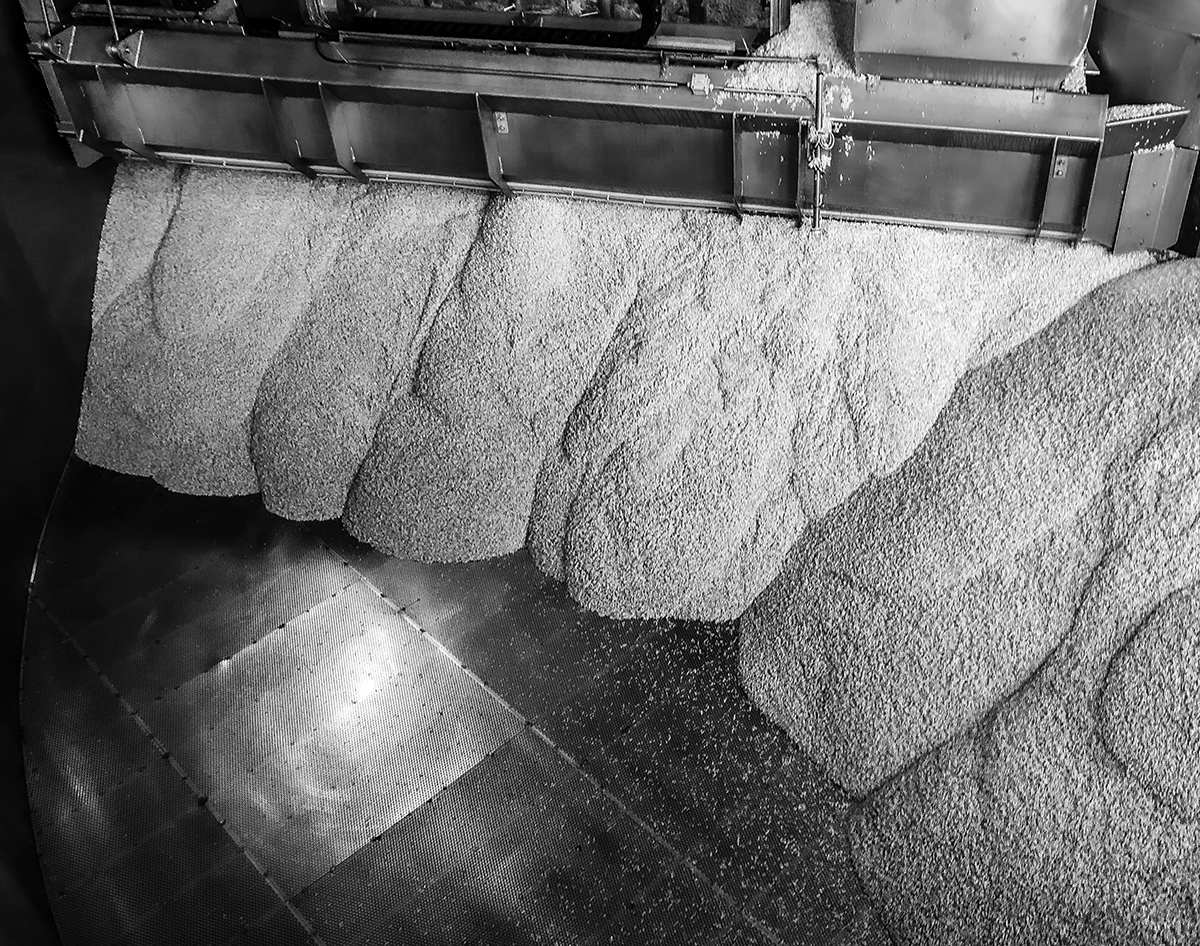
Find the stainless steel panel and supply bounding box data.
[94,70,163,161]
[821,77,1107,143]
[259,89,337,165]
[33,462,261,603]
[122,84,278,156]
[262,79,317,177]
[318,84,369,182]
[1102,110,1192,158]
[21,639,127,740]
[501,111,733,201]
[35,759,198,896]
[825,140,1047,229]
[1084,151,1131,246]
[96,809,242,911]
[116,851,286,946]
[1155,146,1200,249]
[89,529,355,707]
[327,540,556,648]
[299,730,671,946]
[1115,146,1175,253]
[50,869,154,945]
[326,92,480,179]
[512,577,650,678]
[143,580,418,742]
[146,581,521,898]
[1040,153,1094,233]
[24,714,165,837]
[233,905,318,946]
[709,924,777,946]
[734,120,798,209]
[854,0,1095,88]
[22,598,64,663]
[1092,0,1200,149]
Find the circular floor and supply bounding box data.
[21,458,887,946]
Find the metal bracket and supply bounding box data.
[262,79,316,180]
[1035,137,1062,237]
[108,30,143,67]
[33,25,76,61]
[476,94,513,198]
[319,83,368,184]
[806,71,833,229]
[1032,87,1047,105]
[76,127,123,162]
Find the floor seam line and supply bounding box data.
[364,580,784,946]
[38,620,327,946]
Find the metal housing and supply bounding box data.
[853,0,1096,90]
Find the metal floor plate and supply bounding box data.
[23,458,890,946]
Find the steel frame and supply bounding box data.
[19,13,1198,251]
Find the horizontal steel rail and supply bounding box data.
[22,21,1194,250]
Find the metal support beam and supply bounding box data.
[1035,136,1062,237]
[795,119,806,227]
[95,69,162,163]
[319,83,368,184]
[262,79,316,180]
[475,93,513,198]
[731,113,743,220]
[1079,147,1105,243]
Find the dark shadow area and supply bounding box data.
[1,3,116,942]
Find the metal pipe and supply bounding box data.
[37,0,53,39]
[327,35,823,68]
[105,0,121,46]
[812,70,823,228]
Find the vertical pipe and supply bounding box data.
[105,0,120,45]
[812,70,824,229]
[731,112,743,220]
[37,0,53,39]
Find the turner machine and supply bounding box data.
[18,0,1200,254]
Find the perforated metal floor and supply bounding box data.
[22,458,891,946]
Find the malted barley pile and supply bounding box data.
[82,161,1150,620]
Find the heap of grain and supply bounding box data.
[766,259,1200,946]
[249,186,488,521]
[342,196,677,561]
[81,160,1149,622]
[78,169,353,495]
[531,220,1149,620]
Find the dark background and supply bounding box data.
[1,5,115,942]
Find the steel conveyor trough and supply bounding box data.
[20,0,1200,252]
